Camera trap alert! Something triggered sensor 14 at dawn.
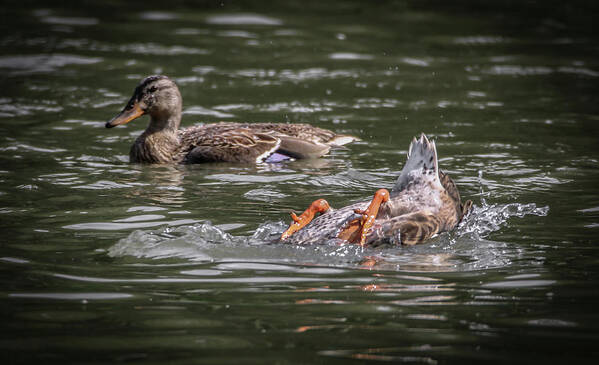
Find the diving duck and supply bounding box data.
[106,75,358,164]
[279,134,472,246]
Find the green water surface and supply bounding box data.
[1,1,598,364]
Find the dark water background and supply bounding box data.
[1,1,598,363]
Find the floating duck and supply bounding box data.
[106,75,358,163]
[280,134,472,245]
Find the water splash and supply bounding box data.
[457,199,549,239]
[109,220,372,266]
[108,198,548,271]
[108,223,244,261]
[457,169,549,241]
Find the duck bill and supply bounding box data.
[105,104,145,128]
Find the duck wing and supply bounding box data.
[211,122,358,146]
[177,122,357,162]
[440,170,473,221]
[245,123,357,158]
[254,123,358,146]
[275,135,331,159]
[178,126,281,163]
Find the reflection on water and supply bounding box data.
[126,165,187,204]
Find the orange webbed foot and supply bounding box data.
[281,199,330,240]
[337,188,390,246]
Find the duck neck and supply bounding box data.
[146,105,182,133]
[130,112,182,164]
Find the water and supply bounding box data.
[1,1,599,363]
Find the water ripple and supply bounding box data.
[454,36,508,45]
[114,214,167,223]
[9,292,132,300]
[206,173,306,183]
[0,54,102,75]
[329,52,374,60]
[0,143,66,153]
[52,272,370,285]
[117,43,208,55]
[205,14,283,26]
[0,257,30,264]
[54,39,209,56]
[139,11,178,21]
[485,65,553,76]
[319,347,444,363]
[39,16,98,26]
[244,188,288,202]
[233,68,360,82]
[217,30,257,38]
[401,57,430,67]
[482,280,555,289]
[64,219,198,231]
[184,106,235,118]
[301,169,388,190]
[73,180,145,190]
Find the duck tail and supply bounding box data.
[392,133,440,193]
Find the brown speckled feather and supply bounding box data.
[173,122,349,163]
[177,127,280,163]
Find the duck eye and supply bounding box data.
[148,86,157,93]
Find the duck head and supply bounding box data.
[106,75,183,132]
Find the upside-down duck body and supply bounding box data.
[279,134,472,246]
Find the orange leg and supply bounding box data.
[337,189,389,246]
[281,199,330,240]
